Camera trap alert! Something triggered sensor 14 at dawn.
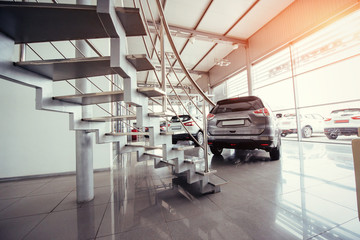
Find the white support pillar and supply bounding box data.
[75,0,94,203]
[245,46,253,96]
[289,44,302,141]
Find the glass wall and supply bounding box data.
[252,48,294,113]
[226,70,248,98]
[291,9,360,143]
[223,9,360,144]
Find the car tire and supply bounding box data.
[270,146,281,161]
[210,146,223,156]
[195,131,204,147]
[325,133,338,140]
[281,133,287,137]
[302,126,312,138]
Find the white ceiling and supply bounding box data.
[123,0,295,87]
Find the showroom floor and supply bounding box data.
[0,140,359,240]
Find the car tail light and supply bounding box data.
[184,121,194,126]
[324,118,332,121]
[207,113,215,120]
[351,116,360,120]
[253,108,270,116]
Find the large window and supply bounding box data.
[252,48,294,113]
[235,9,360,143]
[226,70,248,98]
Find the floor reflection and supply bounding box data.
[1,140,358,239]
[105,140,360,240]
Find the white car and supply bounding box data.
[278,113,324,138]
[169,115,204,146]
[324,108,360,139]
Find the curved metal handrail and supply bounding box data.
[136,0,204,126]
[155,0,215,107]
[132,0,211,148]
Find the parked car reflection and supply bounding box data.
[324,108,360,139]
[278,113,324,138]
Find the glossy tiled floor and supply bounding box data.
[1,140,360,240]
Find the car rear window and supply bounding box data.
[331,109,360,115]
[171,115,191,122]
[211,97,264,114]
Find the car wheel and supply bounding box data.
[281,133,287,137]
[195,131,204,146]
[325,133,338,140]
[270,146,281,161]
[302,126,312,138]
[210,146,223,156]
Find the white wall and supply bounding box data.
[0,78,111,179]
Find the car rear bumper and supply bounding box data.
[324,127,358,135]
[172,133,197,141]
[208,135,276,151]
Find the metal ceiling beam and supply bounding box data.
[175,0,260,88]
[167,0,214,94]
[147,21,247,45]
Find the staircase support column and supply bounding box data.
[75,0,94,203]
[76,131,94,203]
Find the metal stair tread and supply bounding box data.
[159,160,175,166]
[105,131,149,136]
[184,158,204,164]
[137,87,166,97]
[115,7,146,36]
[82,115,136,122]
[0,3,146,43]
[144,152,163,158]
[172,145,195,151]
[196,169,217,176]
[15,57,117,81]
[148,111,174,117]
[53,90,124,105]
[125,143,162,150]
[0,2,117,44]
[208,174,228,187]
[126,54,154,71]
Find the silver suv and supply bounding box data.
[207,96,281,160]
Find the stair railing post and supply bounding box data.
[75,0,94,203]
[203,99,209,173]
[160,19,167,113]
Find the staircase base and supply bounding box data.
[172,174,226,195]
